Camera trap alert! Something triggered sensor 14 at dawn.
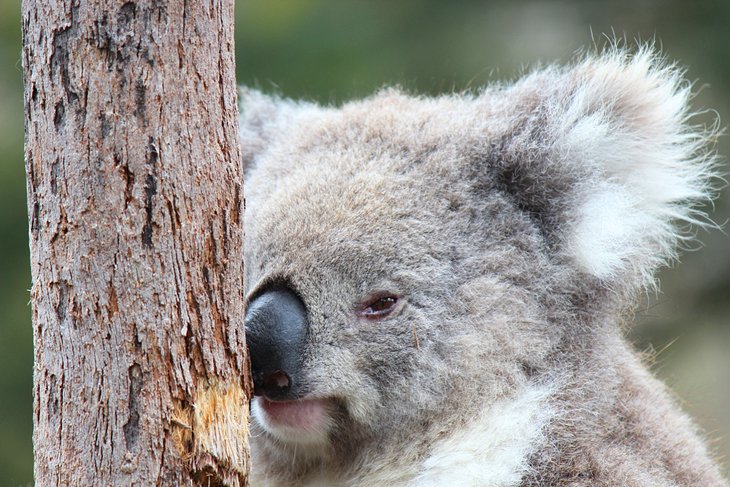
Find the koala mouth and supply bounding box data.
[260,397,328,427]
[253,396,334,445]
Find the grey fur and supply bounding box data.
[240,48,728,486]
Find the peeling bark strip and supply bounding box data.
[22,0,251,485]
[172,380,250,486]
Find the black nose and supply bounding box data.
[245,287,308,400]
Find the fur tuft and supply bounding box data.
[238,88,325,172]
[550,48,721,286]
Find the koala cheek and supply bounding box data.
[301,345,383,424]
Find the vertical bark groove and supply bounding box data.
[22,0,250,484]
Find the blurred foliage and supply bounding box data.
[1,0,728,483]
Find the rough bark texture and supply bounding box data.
[22,0,250,485]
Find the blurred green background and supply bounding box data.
[2,0,729,484]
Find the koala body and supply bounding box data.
[240,49,728,486]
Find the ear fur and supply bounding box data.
[238,88,321,173]
[499,47,721,289]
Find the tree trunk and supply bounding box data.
[22,0,250,485]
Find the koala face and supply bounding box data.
[243,93,559,455]
[240,49,722,486]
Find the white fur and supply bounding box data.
[570,185,653,278]
[252,383,556,487]
[409,383,555,487]
[556,49,718,285]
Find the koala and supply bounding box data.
[239,48,729,486]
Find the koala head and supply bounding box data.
[240,49,717,482]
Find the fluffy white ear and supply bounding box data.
[566,49,718,286]
[513,48,720,288]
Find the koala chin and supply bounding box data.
[240,48,728,487]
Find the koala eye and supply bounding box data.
[357,294,400,319]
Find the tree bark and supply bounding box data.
[22,0,250,485]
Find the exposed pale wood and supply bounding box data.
[22,0,250,484]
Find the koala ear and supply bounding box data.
[495,48,720,288]
[238,88,321,173]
